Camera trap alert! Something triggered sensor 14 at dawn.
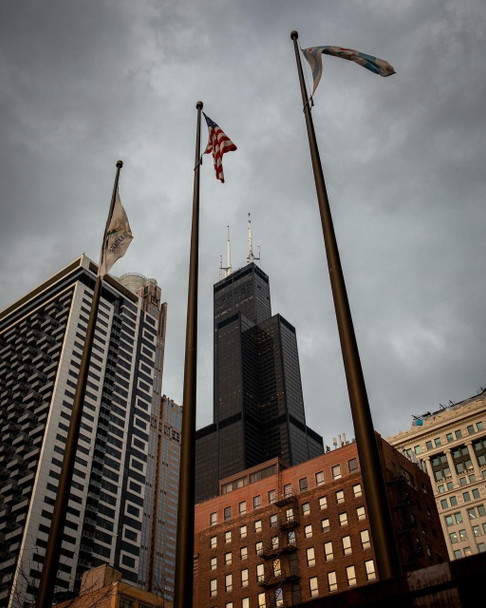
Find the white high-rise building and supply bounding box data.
[0,255,170,607]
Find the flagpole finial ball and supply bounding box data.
[116,160,123,168]
[290,30,298,40]
[196,101,203,110]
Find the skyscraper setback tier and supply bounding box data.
[196,263,323,502]
[0,256,179,607]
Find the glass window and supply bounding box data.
[304,524,313,538]
[478,422,484,431]
[450,496,458,506]
[324,540,334,560]
[239,501,246,515]
[315,470,324,486]
[299,477,308,491]
[241,568,249,587]
[210,557,217,570]
[459,529,467,541]
[272,559,281,577]
[309,576,319,598]
[283,483,292,497]
[365,559,376,581]
[285,508,294,523]
[346,565,357,586]
[275,588,283,608]
[240,525,247,538]
[414,445,421,454]
[479,543,486,553]
[210,512,217,526]
[453,549,462,559]
[242,598,249,608]
[450,531,458,544]
[454,512,463,524]
[473,488,480,499]
[353,483,362,498]
[445,515,453,526]
[210,579,217,597]
[302,502,310,516]
[256,541,263,555]
[467,425,475,435]
[456,430,463,439]
[327,571,337,592]
[446,433,454,443]
[226,603,234,608]
[463,491,471,502]
[464,546,472,556]
[225,574,233,592]
[225,551,232,565]
[253,495,261,509]
[255,520,262,533]
[348,458,358,473]
[332,464,342,480]
[440,499,448,509]
[225,531,232,543]
[240,546,248,560]
[268,489,276,504]
[321,518,330,532]
[224,506,231,521]
[336,490,345,504]
[271,536,279,550]
[434,437,442,446]
[426,440,433,450]
[270,514,277,527]
[288,530,296,546]
[210,536,217,549]
[306,547,316,567]
[360,529,371,549]
[472,525,481,537]
[342,535,352,555]
[339,512,348,527]
[256,563,265,582]
[258,592,266,608]
[319,496,328,510]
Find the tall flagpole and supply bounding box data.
[174,101,203,608]
[36,161,123,607]
[290,31,401,581]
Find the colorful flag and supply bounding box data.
[99,191,133,277]
[203,113,237,183]
[302,46,395,95]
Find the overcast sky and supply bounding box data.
[1,0,485,447]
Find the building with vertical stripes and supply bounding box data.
[0,255,180,607]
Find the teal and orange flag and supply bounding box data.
[302,46,395,95]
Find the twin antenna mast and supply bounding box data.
[219,212,261,279]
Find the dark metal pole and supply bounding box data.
[36,161,123,607]
[174,101,203,608]
[290,31,401,580]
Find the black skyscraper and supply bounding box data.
[195,263,323,502]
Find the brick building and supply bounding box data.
[193,436,447,608]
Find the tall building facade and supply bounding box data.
[388,389,486,561]
[193,437,447,608]
[0,256,176,607]
[195,263,323,502]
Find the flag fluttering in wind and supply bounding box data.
[203,113,237,183]
[99,191,133,277]
[302,46,395,95]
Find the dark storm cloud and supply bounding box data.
[1,0,485,445]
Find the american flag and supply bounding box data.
[203,113,237,183]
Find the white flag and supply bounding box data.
[99,191,133,277]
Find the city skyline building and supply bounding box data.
[193,436,447,608]
[0,256,179,607]
[195,258,323,503]
[388,389,486,562]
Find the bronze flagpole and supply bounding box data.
[290,31,401,580]
[36,161,123,607]
[174,101,203,608]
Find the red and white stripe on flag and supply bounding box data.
[203,113,237,183]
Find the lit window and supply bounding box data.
[226,603,234,608]
[327,571,337,592]
[258,592,266,608]
[225,552,232,565]
[464,546,472,556]
[225,574,233,592]
[360,529,371,549]
[288,530,296,545]
[346,565,357,586]
[242,598,249,608]
[319,496,328,510]
[253,495,261,509]
[309,576,319,598]
[270,514,278,527]
[256,541,263,555]
[365,559,376,581]
[324,541,333,561]
[210,557,217,570]
[272,559,281,577]
[275,588,283,608]
[321,518,330,533]
[271,536,279,550]
[459,529,467,541]
[306,547,316,567]
[210,512,217,526]
[240,525,247,538]
[450,532,458,544]
[255,520,262,533]
[268,489,276,503]
[240,546,248,560]
[241,568,249,588]
[336,490,345,504]
[342,535,352,555]
[302,502,310,516]
[472,525,481,537]
[339,512,348,527]
[332,464,342,480]
[239,501,247,515]
[256,563,265,582]
[357,506,366,521]
[210,579,217,597]
[353,483,362,498]
[285,508,294,522]
[304,524,313,538]
[315,470,324,486]
[224,506,231,521]
[225,531,232,543]
[210,536,217,549]
[299,477,308,491]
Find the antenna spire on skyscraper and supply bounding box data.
[247,212,260,265]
